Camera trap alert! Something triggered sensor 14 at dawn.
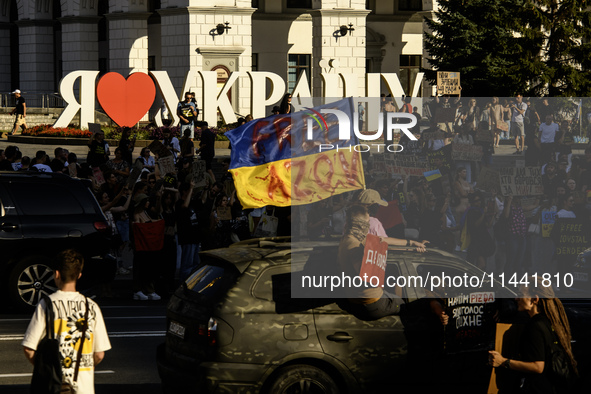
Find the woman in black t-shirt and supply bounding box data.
[489,277,577,393]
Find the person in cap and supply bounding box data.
[356,189,428,251]
[10,89,27,136]
[337,205,405,320]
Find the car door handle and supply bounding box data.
[0,223,18,231]
[327,332,353,342]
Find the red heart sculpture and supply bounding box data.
[96,72,156,127]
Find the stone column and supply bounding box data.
[311,7,370,97]
[0,23,11,93]
[60,16,100,75]
[17,20,55,93]
[106,12,150,76]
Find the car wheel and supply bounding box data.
[268,364,340,394]
[8,256,57,310]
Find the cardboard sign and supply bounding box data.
[452,144,483,161]
[422,131,446,140]
[148,139,172,158]
[399,139,423,155]
[88,122,102,135]
[360,234,388,288]
[385,157,429,177]
[127,158,144,187]
[428,144,452,171]
[499,167,544,196]
[477,167,500,194]
[158,156,176,176]
[437,71,461,95]
[191,160,207,188]
[551,219,589,259]
[216,206,232,221]
[541,209,557,238]
[92,167,105,185]
[475,128,494,143]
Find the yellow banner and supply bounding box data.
[231,149,365,209]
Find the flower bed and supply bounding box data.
[23,125,92,138]
[23,123,234,141]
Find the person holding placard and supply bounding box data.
[336,204,404,321]
[489,277,577,393]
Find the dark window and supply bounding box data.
[400,55,422,97]
[398,0,422,11]
[288,54,311,93]
[252,53,258,72]
[9,183,84,215]
[185,264,239,300]
[148,56,156,71]
[252,0,259,7]
[287,0,312,8]
[99,58,108,76]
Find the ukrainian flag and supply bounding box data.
[227,98,365,209]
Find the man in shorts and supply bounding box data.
[511,94,527,154]
[11,89,27,135]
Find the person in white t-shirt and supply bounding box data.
[31,150,53,172]
[22,250,111,394]
[539,114,559,163]
[556,195,576,219]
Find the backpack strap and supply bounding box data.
[42,295,54,341]
[73,297,90,383]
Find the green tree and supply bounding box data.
[424,0,591,97]
[513,0,591,96]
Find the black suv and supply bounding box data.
[0,172,112,310]
[157,239,532,393]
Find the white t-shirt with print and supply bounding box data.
[22,290,111,394]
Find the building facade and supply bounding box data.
[0,0,435,121]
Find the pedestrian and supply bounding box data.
[539,114,559,163]
[489,277,577,394]
[32,150,52,172]
[139,147,155,172]
[177,91,198,139]
[176,181,201,281]
[162,128,180,162]
[87,129,110,168]
[357,102,365,131]
[511,94,528,154]
[49,147,68,173]
[0,145,19,171]
[22,249,111,393]
[10,89,27,135]
[279,93,295,114]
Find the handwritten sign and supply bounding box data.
[399,139,423,155]
[127,161,144,188]
[542,209,557,238]
[422,131,446,140]
[385,156,429,177]
[477,167,500,194]
[499,167,543,196]
[158,156,176,176]
[216,206,232,221]
[191,160,207,188]
[445,291,497,354]
[428,144,452,171]
[148,139,172,158]
[452,144,483,161]
[437,71,461,95]
[551,219,589,259]
[360,234,388,288]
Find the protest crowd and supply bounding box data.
[2,92,588,393]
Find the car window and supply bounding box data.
[185,262,239,300]
[8,183,84,215]
[253,265,290,301]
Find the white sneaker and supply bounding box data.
[133,291,148,301]
[147,293,161,301]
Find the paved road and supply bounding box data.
[0,278,168,394]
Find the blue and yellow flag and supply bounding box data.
[226,98,365,209]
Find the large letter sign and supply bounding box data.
[53,71,100,129]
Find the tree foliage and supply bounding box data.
[424,0,591,97]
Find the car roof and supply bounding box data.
[0,171,76,182]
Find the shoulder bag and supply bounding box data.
[30,296,62,394]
